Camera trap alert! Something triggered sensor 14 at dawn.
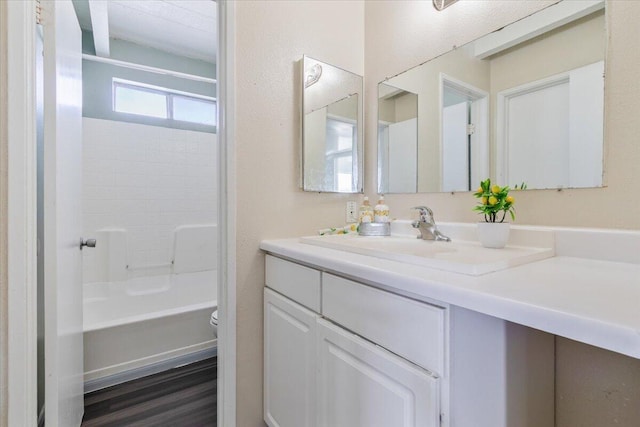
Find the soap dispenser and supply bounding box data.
[374,195,390,223]
[358,197,374,224]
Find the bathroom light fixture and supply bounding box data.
[433,0,459,11]
[304,63,322,88]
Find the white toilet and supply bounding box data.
[210,309,218,338]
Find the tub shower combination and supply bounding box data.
[82,225,217,391]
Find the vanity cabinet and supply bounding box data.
[264,254,554,427]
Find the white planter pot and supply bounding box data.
[477,222,510,249]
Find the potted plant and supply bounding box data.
[473,179,525,248]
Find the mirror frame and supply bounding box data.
[301,55,364,193]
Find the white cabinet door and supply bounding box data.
[317,319,440,427]
[264,289,319,427]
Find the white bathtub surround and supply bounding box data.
[261,223,640,360]
[83,270,217,387]
[82,222,219,390]
[82,118,217,283]
[88,228,128,283]
[173,224,217,274]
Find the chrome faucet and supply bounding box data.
[411,206,451,242]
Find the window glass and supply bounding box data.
[336,155,353,192]
[324,117,356,192]
[326,119,355,153]
[114,85,168,119]
[173,95,217,126]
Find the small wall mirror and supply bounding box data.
[302,55,363,193]
[378,0,606,193]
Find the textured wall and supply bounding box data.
[234,1,365,424]
[556,337,640,427]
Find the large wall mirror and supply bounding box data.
[302,55,363,193]
[378,0,606,193]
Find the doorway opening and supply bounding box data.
[440,74,489,192]
[35,1,222,425]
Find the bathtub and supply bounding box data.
[83,269,217,390]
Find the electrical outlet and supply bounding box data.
[346,201,358,223]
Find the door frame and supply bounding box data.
[3,1,39,425]
[2,1,238,425]
[217,0,237,425]
[439,73,489,191]
[495,71,571,184]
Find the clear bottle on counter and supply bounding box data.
[374,195,390,223]
[358,197,374,224]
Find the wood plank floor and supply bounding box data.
[82,358,217,427]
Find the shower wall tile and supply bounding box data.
[82,118,217,284]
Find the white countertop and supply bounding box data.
[260,227,640,359]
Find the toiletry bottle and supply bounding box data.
[358,197,374,224]
[374,196,390,223]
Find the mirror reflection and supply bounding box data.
[303,56,363,193]
[378,84,418,193]
[378,0,606,193]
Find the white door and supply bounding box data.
[497,61,604,189]
[442,102,469,192]
[388,118,418,193]
[506,82,570,189]
[317,319,440,427]
[43,0,84,425]
[264,289,319,427]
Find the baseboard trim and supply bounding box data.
[84,345,217,394]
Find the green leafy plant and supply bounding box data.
[473,179,526,223]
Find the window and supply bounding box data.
[325,117,357,192]
[113,79,216,126]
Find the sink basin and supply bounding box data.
[300,234,554,276]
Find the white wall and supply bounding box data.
[235,1,365,424]
[82,118,216,283]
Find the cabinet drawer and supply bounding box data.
[265,255,321,313]
[322,273,445,374]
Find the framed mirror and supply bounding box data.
[377,0,606,193]
[302,55,363,193]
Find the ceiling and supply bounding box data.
[73,0,217,63]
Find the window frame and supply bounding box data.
[112,78,217,126]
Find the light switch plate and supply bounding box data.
[346,201,358,223]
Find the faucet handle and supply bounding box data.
[411,206,435,223]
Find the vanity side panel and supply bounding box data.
[449,307,554,427]
[449,306,507,427]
